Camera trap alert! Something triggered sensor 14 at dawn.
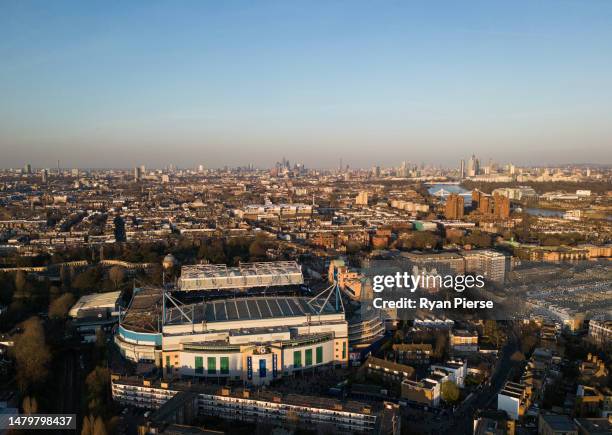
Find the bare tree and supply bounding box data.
[22,396,38,414]
[14,270,28,299]
[81,415,94,435]
[93,416,107,435]
[108,267,125,289]
[49,293,75,319]
[12,317,51,392]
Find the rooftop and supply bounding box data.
[120,287,163,333]
[574,418,612,435]
[164,295,339,325]
[178,261,304,291]
[365,356,415,378]
[69,290,121,317]
[114,376,376,416]
[540,414,577,431]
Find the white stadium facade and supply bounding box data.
[115,261,354,385]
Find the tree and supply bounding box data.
[22,396,38,414]
[249,235,268,260]
[49,293,75,319]
[411,232,440,250]
[14,270,29,299]
[86,367,111,416]
[93,416,107,435]
[434,332,447,358]
[81,415,95,435]
[521,335,538,354]
[393,329,404,343]
[12,317,51,392]
[14,271,26,293]
[72,268,101,293]
[197,239,226,264]
[345,241,363,255]
[49,285,61,299]
[463,231,492,248]
[484,320,504,348]
[105,417,120,435]
[108,267,125,289]
[440,380,460,403]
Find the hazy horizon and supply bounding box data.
[2,1,612,169]
[2,160,610,172]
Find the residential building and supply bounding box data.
[445,193,464,220]
[538,414,577,435]
[497,381,532,420]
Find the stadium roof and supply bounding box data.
[69,291,121,317]
[164,295,338,325]
[120,287,163,333]
[177,261,304,291]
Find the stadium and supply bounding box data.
[115,261,350,385]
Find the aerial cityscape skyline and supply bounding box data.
[3,156,612,172]
[1,3,611,434]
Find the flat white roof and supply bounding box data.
[178,261,304,291]
[69,291,121,317]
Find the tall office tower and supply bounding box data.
[474,158,480,175]
[198,164,204,173]
[134,166,142,182]
[398,160,410,177]
[508,163,516,175]
[493,193,510,219]
[24,163,32,174]
[371,166,381,177]
[41,169,48,184]
[466,154,476,177]
[585,167,591,177]
[445,193,465,220]
[460,159,465,179]
[140,165,146,175]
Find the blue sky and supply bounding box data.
[1,1,611,168]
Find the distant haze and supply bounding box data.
[1,1,612,169]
